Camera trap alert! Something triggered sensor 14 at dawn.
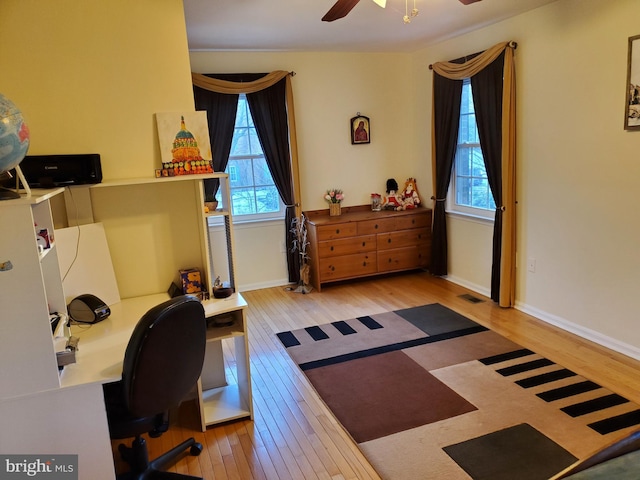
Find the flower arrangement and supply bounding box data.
[324,188,344,204]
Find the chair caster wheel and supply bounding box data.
[190,443,203,456]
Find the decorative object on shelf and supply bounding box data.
[625,34,640,130]
[212,275,233,298]
[350,113,370,144]
[204,192,218,213]
[0,93,31,200]
[289,214,313,294]
[325,188,344,216]
[156,111,214,176]
[381,178,404,211]
[400,177,421,209]
[179,268,203,295]
[371,193,382,211]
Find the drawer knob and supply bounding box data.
[363,262,367,266]
[362,241,366,247]
[330,246,334,251]
[335,229,340,234]
[387,238,391,244]
[375,224,379,229]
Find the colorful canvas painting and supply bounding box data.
[156,111,214,176]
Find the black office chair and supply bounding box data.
[103,295,207,479]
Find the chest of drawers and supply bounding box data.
[304,205,432,291]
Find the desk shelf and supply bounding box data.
[198,292,252,430]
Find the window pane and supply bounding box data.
[231,186,257,215]
[471,148,486,177]
[248,129,261,155]
[456,177,471,205]
[230,128,250,156]
[456,147,472,176]
[235,99,249,127]
[227,159,253,187]
[256,185,280,213]
[252,157,272,185]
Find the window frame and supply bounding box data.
[224,94,285,224]
[446,78,495,223]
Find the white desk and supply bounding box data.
[60,292,249,388]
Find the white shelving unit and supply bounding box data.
[0,187,66,399]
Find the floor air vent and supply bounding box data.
[459,293,485,304]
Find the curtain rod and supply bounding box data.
[428,41,517,70]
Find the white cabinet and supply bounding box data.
[0,188,65,399]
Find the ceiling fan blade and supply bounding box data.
[459,0,482,4]
[322,0,361,22]
[372,0,386,7]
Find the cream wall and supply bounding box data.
[415,0,640,356]
[189,51,423,211]
[1,0,200,299]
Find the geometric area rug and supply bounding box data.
[276,304,640,479]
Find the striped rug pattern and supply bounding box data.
[277,304,640,479]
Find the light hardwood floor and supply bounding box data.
[113,272,640,479]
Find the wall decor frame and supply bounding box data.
[625,34,640,130]
[351,114,370,144]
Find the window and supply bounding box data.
[448,79,495,220]
[225,94,284,221]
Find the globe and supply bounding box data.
[0,93,30,199]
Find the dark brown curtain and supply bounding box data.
[430,73,463,276]
[193,79,239,201]
[471,51,505,303]
[246,79,298,281]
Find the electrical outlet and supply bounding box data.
[527,258,536,273]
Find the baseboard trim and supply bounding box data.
[239,278,291,293]
[515,301,640,362]
[443,276,640,362]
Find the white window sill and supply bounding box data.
[445,209,495,226]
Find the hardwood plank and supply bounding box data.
[110,272,640,479]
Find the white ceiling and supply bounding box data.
[183,0,559,53]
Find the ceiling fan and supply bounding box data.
[322,0,482,22]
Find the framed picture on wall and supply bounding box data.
[625,34,640,130]
[351,114,370,144]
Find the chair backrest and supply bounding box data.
[121,295,206,418]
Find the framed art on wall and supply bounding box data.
[625,35,640,130]
[351,114,370,144]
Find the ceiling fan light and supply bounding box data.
[372,0,387,8]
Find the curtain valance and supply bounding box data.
[431,42,514,80]
[192,71,291,94]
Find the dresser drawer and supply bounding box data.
[318,235,376,258]
[358,213,430,235]
[377,246,430,272]
[319,253,377,281]
[316,222,358,241]
[377,228,430,251]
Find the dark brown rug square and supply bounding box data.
[305,349,477,443]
